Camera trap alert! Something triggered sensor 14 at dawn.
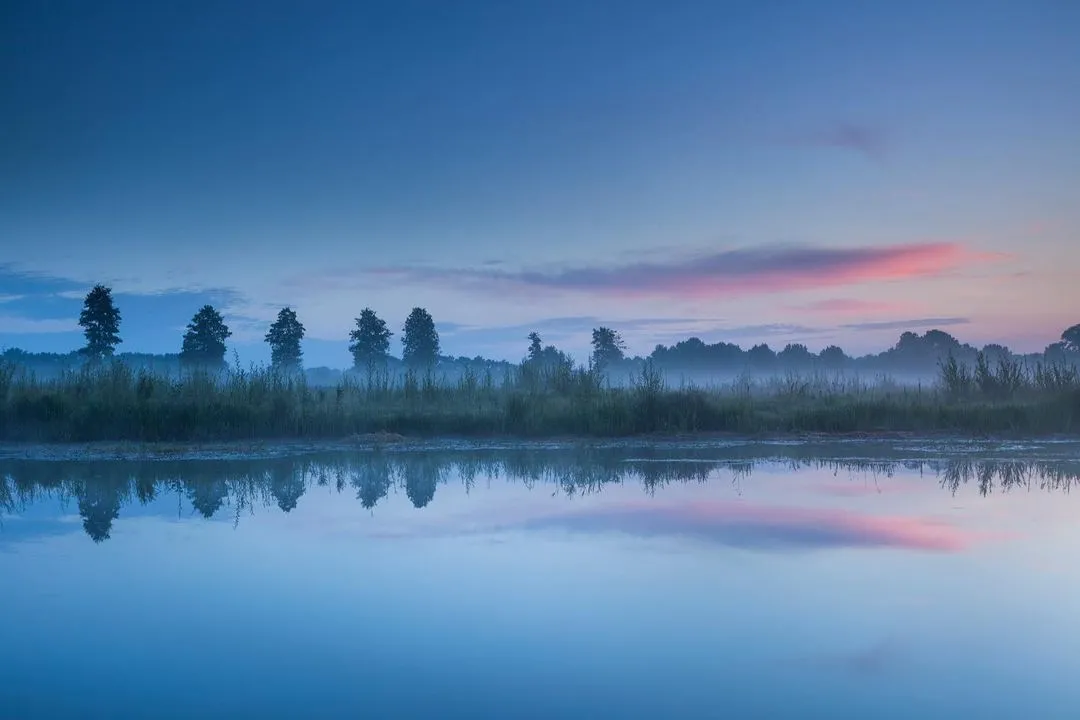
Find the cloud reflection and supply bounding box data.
[488,501,971,553]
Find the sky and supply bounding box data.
[2,0,1078,367]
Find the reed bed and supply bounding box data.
[0,355,1077,442]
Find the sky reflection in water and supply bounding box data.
[2,442,1080,719]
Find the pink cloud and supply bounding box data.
[366,242,1006,301]
[372,500,977,553]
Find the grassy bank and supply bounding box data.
[0,357,1078,442]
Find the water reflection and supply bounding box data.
[505,501,972,552]
[1,444,1078,543]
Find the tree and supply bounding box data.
[265,307,305,372]
[590,326,625,372]
[1062,324,1080,353]
[747,343,776,368]
[402,307,440,370]
[349,308,392,373]
[527,332,543,362]
[1044,342,1070,364]
[180,305,231,369]
[923,329,961,355]
[78,284,122,361]
[778,343,813,367]
[981,343,1011,363]
[819,345,847,367]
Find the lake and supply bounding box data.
[2,439,1079,719]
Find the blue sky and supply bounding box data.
[2,0,1077,366]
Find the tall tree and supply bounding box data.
[527,332,543,362]
[78,284,122,361]
[590,326,626,372]
[349,308,392,373]
[402,307,440,370]
[180,305,231,369]
[265,307,305,372]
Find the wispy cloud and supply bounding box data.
[364,242,997,300]
[795,639,905,677]
[0,295,25,304]
[842,317,970,332]
[794,123,891,161]
[0,315,79,334]
[799,298,915,316]
[441,316,727,338]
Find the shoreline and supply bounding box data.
[2,430,1077,462]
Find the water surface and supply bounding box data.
[3,440,1079,719]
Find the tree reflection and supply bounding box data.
[402,455,442,509]
[269,464,306,513]
[353,455,392,510]
[77,472,127,543]
[1,444,1078,543]
[185,471,229,519]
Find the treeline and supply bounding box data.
[3,284,1080,383]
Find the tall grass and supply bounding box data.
[0,354,1078,442]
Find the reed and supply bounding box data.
[0,356,1077,442]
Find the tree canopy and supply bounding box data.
[180,305,231,369]
[78,284,122,361]
[527,332,543,362]
[265,307,305,371]
[590,326,626,372]
[402,307,440,370]
[349,308,392,372]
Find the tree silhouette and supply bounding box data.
[527,332,542,362]
[180,305,231,370]
[349,308,392,374]
[1062,325,1080,353]
[590,327,625,373]
[819,345,847,367]
[78,284,122,361]
[265,307,305,372]
[402,307,440,371]
[778,343,813,367]
[891,329,972,369]
[747,343,776,368]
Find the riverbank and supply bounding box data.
[1,361,1077,443]
[3,432,1080,465]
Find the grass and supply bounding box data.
[0,355,1078,443]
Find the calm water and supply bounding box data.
[3,439,1080,719]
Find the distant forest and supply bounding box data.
[2,284,1078,385]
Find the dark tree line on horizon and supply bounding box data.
[2,283,1079,382]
